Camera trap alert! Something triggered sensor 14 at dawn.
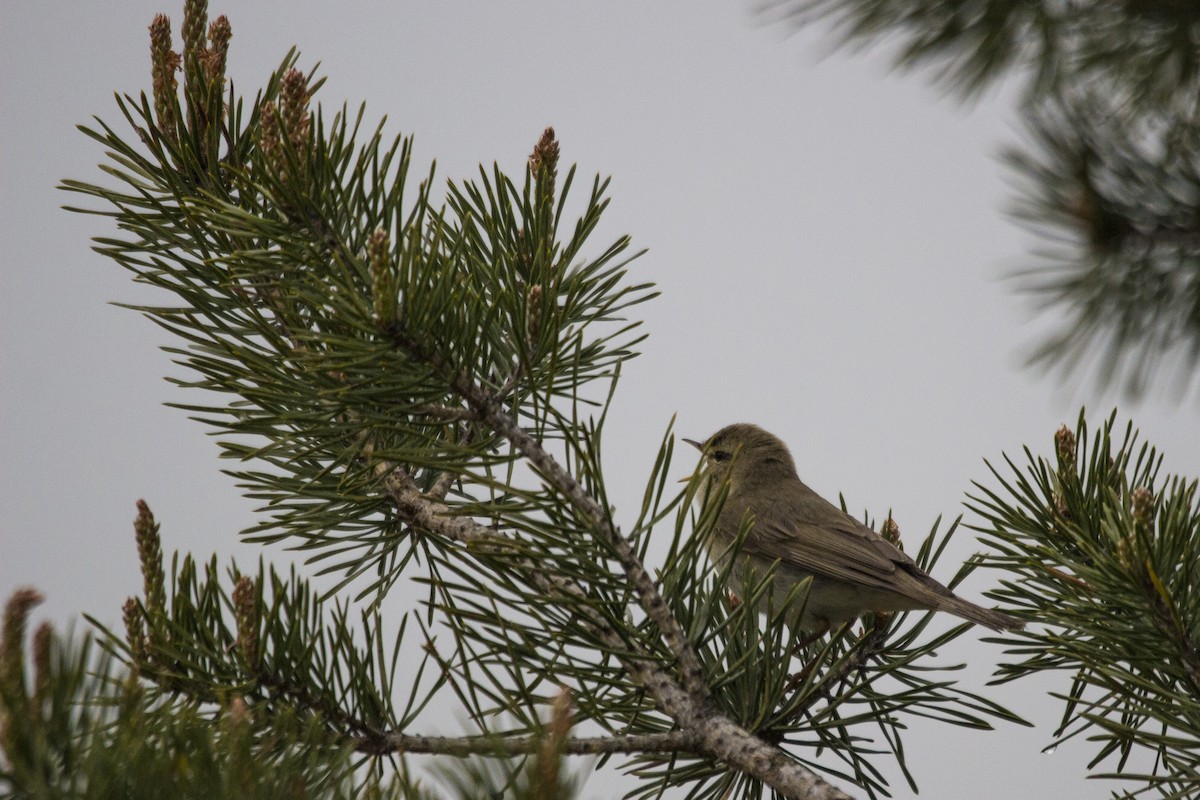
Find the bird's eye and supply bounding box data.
[711,450,732,463]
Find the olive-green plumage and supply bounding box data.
[685,423,1023,633]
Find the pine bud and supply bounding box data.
[149,14,180,141]
[203,16,232,91]
[1131,486,1155,529]
[1,588,43,745]
[527,284,543,342]
[280,68,312,152]
[31,622,52,721]
[368,229,397,329]
[232,575,259,669]
[134,500,167,620]
[881,517,902,549]
[123,596,146,665]
[1055,425,1077,471]
[529,127,560,202]
[259,101,283,174]
[182,0,208,93]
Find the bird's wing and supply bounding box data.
[730,486,920,592]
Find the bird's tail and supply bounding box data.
[941,596,1024,631]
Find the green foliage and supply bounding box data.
[971,411,1200,797]
[0,620,396,799]
[0,527,584,799]
[414,417,660,743]
[98,556,413,746]
[761,0,1200,399]
[62,48,653,603]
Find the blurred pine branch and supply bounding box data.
[761,0,1200,400]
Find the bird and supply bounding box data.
[683,423,1023,633]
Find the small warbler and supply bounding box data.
[685,423,1023,633]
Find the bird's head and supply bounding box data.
[683,423,798,497]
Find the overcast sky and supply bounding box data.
[4,2,1200,798]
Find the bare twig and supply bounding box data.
[413,403,475,422]
[428,421,472,502]
[367,730,696,758]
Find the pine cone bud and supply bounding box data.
[1131,486,1155,529]
[259,101,283,175]
[1,588,43,711]
[881,517,902,549]
[149,14,180,141]
[232,575,259,669]
[31,622,52,719]
[368,229,397,329]
[527,284,543,341]
[134,500,166,619]
[203,16,232,90]
[1055,425,1077,471]
[182,0,208,92]
[123,597,146,665]
[280,68,312,151]
[529,127,560,202]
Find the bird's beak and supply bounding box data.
[679,437,705,482]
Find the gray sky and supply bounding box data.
[4,2,1199,798]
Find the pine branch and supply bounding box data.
[455,380,711,706]
[113,483,859,799]
[971,412,1200,793]
[1005,89,1200,398]
[4,587,370,798]
[373,730,696,757]
[379,459,855,800]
